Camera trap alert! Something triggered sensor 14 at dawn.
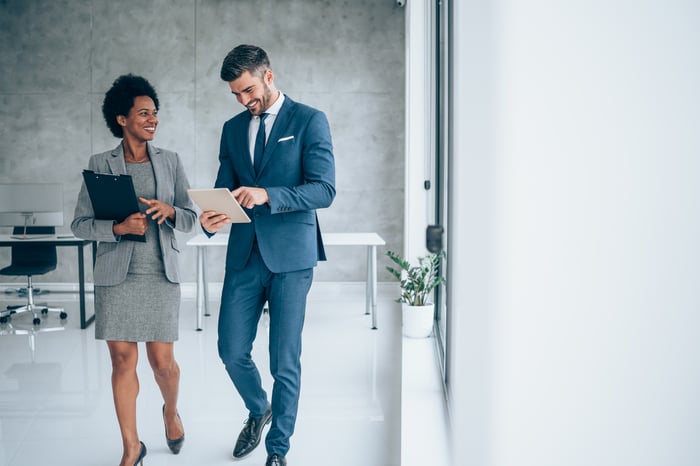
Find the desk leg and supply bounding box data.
[196,246,204,331]
[202,252,210,317]
[370,245,378,330]
[78,244,94,329]
[365,247,371,316]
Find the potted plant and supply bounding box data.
[386,250,445,338]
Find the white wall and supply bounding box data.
[449,1,700,465]
[0,0,405,284]
[404,0,432,262]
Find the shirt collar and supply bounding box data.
[265,91,285,116]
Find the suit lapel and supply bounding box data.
[147,143,165,202]
[258,97,297,175]
[108,143,162,201]
[238,114,256,178]
[107,144,127,175]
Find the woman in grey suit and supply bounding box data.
[72,75,196,466]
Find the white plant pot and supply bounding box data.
[401,304,434,338]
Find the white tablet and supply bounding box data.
[187,188,251,223]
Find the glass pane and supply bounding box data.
[433,0,450,380]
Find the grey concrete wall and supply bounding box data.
[0,0,405,284]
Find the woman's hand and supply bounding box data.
[113,212,148,236]
[139,197,175,224]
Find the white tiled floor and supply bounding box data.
[0,283,401,466]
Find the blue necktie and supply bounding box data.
[253,113,269,173]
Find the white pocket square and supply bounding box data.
[277,135,295,142]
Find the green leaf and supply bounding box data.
[385,250,446,305]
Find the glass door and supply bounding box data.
[432,0,451,382]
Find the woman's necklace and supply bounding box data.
[123,143,149,163]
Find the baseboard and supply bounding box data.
[1,282,96,294]
[1,281,398,301]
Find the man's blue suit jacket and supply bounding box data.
[213,96,336,274]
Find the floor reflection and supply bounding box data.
[0,285,400,466]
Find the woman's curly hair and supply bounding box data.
[102,74,159,138]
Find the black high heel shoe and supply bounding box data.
[162,404,185,454]
[134,441,147,466]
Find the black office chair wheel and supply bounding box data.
[0,316,8,324]
[41,307,49,315]
[60,311,68,320]
[33,317,41,325]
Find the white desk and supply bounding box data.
[186,232,386,331]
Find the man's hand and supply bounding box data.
[232,186,269,209]
[199,210,231,234]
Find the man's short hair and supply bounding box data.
[220,44,270,82]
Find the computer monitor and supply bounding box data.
[0,183,64,229]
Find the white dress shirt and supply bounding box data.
[248,92,285,164]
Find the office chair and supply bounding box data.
[0,227,68,325]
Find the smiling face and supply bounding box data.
[228,69,278,116]
[117,95,158,142]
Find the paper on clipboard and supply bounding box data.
[187,188,251,223]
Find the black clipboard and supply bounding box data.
[82,170,145,242]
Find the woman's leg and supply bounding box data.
[106,340,142,466]
[146,341,184,440]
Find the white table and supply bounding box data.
[186,232,386,331]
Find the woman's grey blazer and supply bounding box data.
[71,143,197,286]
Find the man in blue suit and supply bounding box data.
[199,44,335,466]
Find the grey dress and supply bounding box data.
[94,161,180,342]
